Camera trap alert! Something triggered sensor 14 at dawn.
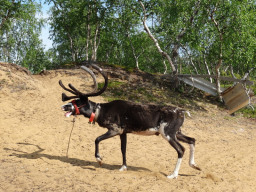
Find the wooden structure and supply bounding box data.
[177,76,225,96]
[177,74,254,86]
[162,74,254,114]
[221,83,250,114]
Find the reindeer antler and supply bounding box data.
[84,64,108,97]
[59,80,77,95]
[81,65,98,92]
[59,64,108,101]
[59,80,79,101]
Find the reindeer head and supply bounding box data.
[59,64,108,119]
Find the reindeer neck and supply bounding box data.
[86,100,101,123]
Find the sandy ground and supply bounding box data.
[0,63,255,192]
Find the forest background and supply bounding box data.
[0,0,255,78]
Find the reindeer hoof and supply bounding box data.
[190,164,201,171]
[167,174,178,179]
[96,157,103,166]
[119,165,127,171]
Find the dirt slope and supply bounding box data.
[0,63,255,192]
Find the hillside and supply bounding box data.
[0,63,255,192]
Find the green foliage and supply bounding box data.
[0,0,51,73]
[1,0,255,77]
[238,106,256,119]
[98,80,125,90]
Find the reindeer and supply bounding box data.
[59,64,201,179]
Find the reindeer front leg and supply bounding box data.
[119,133,127,171]
[95,129,120,165]
[167,137,185,179]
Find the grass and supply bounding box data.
[237,104,256,118]
[98,79,209,112]
[98,66,256,118]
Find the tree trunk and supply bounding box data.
[138,0,177,74]
[172,44,180,72]
[127,32,145,70]
[86,23,90,61]
[105,44,114,61]
[203,54,213,83]
[91,22,100,61]
[67,33,75,62]
[86,10,91,61]
[182,45,199,74]
[163,60,167,74]
[0,9,11,31]
[210,7,223,100]
[215,59,222,98]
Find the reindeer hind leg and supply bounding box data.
[176,132,201,171]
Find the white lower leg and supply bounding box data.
[119,165,127,171]
[167,158,182,179]
[96,155,103,166]
[189,144,201,170]
[189,144,195,166]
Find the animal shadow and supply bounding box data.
[4,142,149,172]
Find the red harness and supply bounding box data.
[71,100,81,115]
[71,100,96,123]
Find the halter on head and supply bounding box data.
[69,100,100,123]
[71,100,81,115]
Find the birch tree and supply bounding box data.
[138,0,177,73]
[0,0,47,73]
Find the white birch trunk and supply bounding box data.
[210,7,223,99]
[203,54,213,83]
[163,60,167,74]
[86,23,90,61]
[91,23,99,61]
[139,0,177,73]
[127,32,143,70]
[68,33,75,62]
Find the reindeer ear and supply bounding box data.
[61,93,79,101]
[62,93,70,101]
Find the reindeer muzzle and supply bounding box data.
[61,103,75,117]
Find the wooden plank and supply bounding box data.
[221,83,250,114]
[222,84,244,104]
[229,100,249,114]
[227,92,248,110]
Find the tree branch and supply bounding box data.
[138,0,177,73]
[0,9,11,30]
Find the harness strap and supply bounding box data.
[89,113,95,123]
[71,100,100,123]
[71,100,80,115]
[89,104,101,124]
